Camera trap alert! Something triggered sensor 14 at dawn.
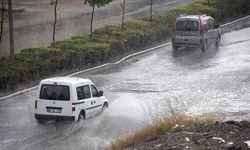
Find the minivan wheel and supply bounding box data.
[36,118,47,124]
[202,40,207,52]
[102,103,108,111]
[78,111,85,121]
[172,43,178,51]
[215,37,221,48]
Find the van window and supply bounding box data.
[91,85,98,97]
[202,19,208,31]
[208,19,216,30]
[176,20,199,31]
[40,85,70,101]
[77,85,91,100]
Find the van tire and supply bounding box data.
[202,40,207,52]
[78,110,85,121]
[172,43,178,51]
[216,36,221,48]
[172,39,178,51]
[102,102,108,111]
[36,117,47,124]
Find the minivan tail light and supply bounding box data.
[72,103,76,112]
[199,19,203,35]
[35,100,37,109]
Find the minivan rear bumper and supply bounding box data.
[175,42,202,48]
[35,114,75,121]
[172,38,203,48]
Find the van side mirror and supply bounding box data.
[98,91,103,97]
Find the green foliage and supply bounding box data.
[15,48,62,80]
[54,35,90,50]
[84,0,113,7]
[173,2,220,20]
[124,20,150,30]
[124,29,147,49]
[210,0,250,20]
[50,0,57,5]
[91,25,126,57]
[77,43,110,65]
[172,0,250,22]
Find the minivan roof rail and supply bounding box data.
[178,13,207,17]
[198,13,207,17]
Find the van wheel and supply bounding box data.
[36,118,47,124]
[78,111,85,121]
[215,36,221,48]
[102,103,108,111]
[172,43,178,51]
[202,40,207,52]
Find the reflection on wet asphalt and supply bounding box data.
[1,28,250,150]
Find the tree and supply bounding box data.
[0,0,7,44]
[121,0,125,31]
[208,0,210,5]
[84,0,112,39]
[150,0,153,22]
[50,0,59,46]
[8,0,14,62]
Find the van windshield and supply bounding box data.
[39,85,70,101]
[176,20,199,31]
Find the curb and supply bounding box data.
[221,15,250,28]
[221,15,250,33]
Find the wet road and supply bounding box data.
[1,27,250,150]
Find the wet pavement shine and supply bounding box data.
[1,28,250,150]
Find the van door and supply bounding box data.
[37,84,72,116]
[76,85,94,118]
[90,85,103,114]
[207,19,218,46]
[175,19,201,45]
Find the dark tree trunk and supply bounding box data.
[0,0,5,43]
[150,0,153,22]
[52,0,58,46]
[90,2,95,39]
[8,0,15,63]
[122,0,125,31]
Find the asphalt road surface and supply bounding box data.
[1,27,250,150]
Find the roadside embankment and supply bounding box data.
[108,116,250,150]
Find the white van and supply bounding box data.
[34,77,108,123]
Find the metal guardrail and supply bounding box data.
[221,15,250,33]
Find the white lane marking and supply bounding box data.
[0,43,170,101]
[0,86,38,101]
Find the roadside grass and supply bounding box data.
[107,115,219,150]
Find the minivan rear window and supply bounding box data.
[39,85,70,101]
[176,20,199,31]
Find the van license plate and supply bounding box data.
[47,108,61,113]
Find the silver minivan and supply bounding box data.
[172,14,221,52]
